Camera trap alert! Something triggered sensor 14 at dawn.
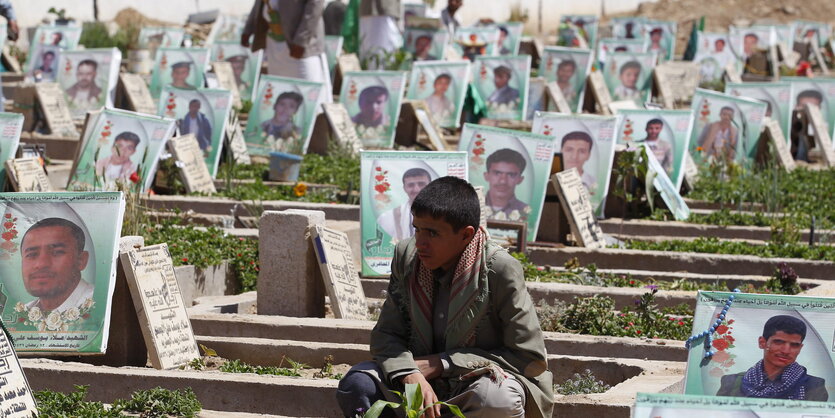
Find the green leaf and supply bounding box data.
[445,402,466,418]
[363,400,401,418]
[405,383,422,411]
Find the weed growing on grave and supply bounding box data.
[761,262,801,295]
[35,385,119,417]
[363,382,464,418]
[219,358,304,377]
[35,385,202,417]
[314,355,344,380]
[553,369,611,395]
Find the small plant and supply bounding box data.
[115,387,202,418]
[314,355,344,380]
[218,357,306,377]
[35,385,119,417]
[763,262,801,295]
[554,370,611,395]
[363,383,464,418]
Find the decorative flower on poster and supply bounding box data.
[373,166,391,207]
[0,213,19,260]
[217,48,225,61]
[418,72,427,91]
[263,83,274,106]
[348,80,358,102]
[160,53,168,69]
[14,298,95,332]
[700,99,711,123]
[622,118,634,142]
[64,58,73,74]
[165,93,177,118]
[708,317,737,378]
[546,56,553,72]
[487,98,519,115]
[470,133,487,166]
[480,64,488,81]
[97,120,114,147]
[356,124,386,140]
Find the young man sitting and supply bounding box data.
[337,176,554,417]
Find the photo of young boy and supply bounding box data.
[94,131,140,182]
[604,52,655,104]
[407,61,470,129]
[149,48,210,99]
[340,71,406,148]
[540,47,593,113]
[471,55,531,121]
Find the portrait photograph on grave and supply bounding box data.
[403,27,449,62]
[452,26,500,61]
[692,32,739,84]
[406,61,470,129]
[728,25,777,62]
[684,291,835,402]
[459,123,555,241]
[27,45,61,82]
[558,15,599,48]
[633,392,835,418]
[25,25,83,77]
[55,48,122,120]
[68,108,176,192]
[360,150,468,277]
[245,75,325,156]
[206,14,247,44]
[783,77,835,133]
[643,20,677,62]
[533,112,619,217]
[149,48,210,99]
[0,113,24,187]
[138,27,186,50]
[339,71,406,148]
[0,191,125,353]
[726,82,793,141]
[792,20,832,47]
[603,51,655,104]
[324,36,344,82]
[611,17,645,40]
[539,46,593,112]
[690,89,768,167]
[495,22,523,56]
[616,109,694,189]
[210,41,263,102]
[158,86,233,178]
[471,55,531,121]
[596,38,646,67]
[643,143,690,220]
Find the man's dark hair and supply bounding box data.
[434,73,452,83]
[43,51,56,59]
[402,167,431,184]
[416,35,432,43]
[499,26,509,36]
[411,176,479,231]
[486,148,526,173]
[646,118,664,128]
[276,91,304,108]
[189,99,201,107]
[22,218,85,252]
[358,86,389,107]
[114,131,141,147]
[744,33,759,41]
[78,59,98,70]
[557,59,576,71]
[763,315,806,342]
[620,60,642,75]
[720,106,735,114]
[493,65,512,79]
[561,131,594,151]
[797,89,823,104]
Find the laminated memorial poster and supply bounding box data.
[210,41,263,102]
[533,112,618,217]
[539,46,593,112]
[360,151,467,277]
[403,26,449,62]
[406,61,470,129]
[324,36,344,82]
[783,77,835,134]
[726,82,793,141]
[692,32,738,84]
[25,25,82,81]
[526,77,546,121]
[643,143,690,221]
[158,86,233,177]
[615,109,694,189]
[55,48,122,120]
[597,38,646,67]
[558,15,599,48]
[245,75,325,156]
[403,3,427,18]
[68,108,176,192]
[458,123,555,241]
[340,71,406,148]
[728,25,777,61]
[149,48,211,99]
[633,393,835,418]
[611,17,645,40]
[684,291,835,402]
[206,14,247,44]
[690,89,768,168]
[602,51,655,104]
[0,113,23,186]
[496,22,523,56]
[471,55,531,121]
[137,27,185,50]
[452,26,500,61]
[643,20,677,62]
[793,20,832,47]
[0,191,125,353]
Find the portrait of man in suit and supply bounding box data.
[486,65,519,106]
[179,99,213,154]
[65,59,103,113]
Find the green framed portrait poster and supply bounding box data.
[158,86,233,178]
[324,36,344,82]
[496,22,523,56]
[634,393,835,417]
[0,192,125,353]
[692,32,737,83]
[25,25,83,80]
[793,20,832,47]
[245,75,325,156]
[149,48,210,99]
[0,113,23,187]
[452,26,500,61]
[690,89,767,168]
[643,143,690,221]
[340,71,406,148]
[55,48,122,120]
[471,55,531,121]
[68,108,176,192]
[611,17,645,40]
[539,46,592,112]
[603,51,655,104]
[138,27,185,50]
[558,15,598,48]
[210,41,264,102]
[207,15,247,45]
[360,151,468,277]
[684,291,835,402]
[403,27,449,62]
[726,82,793,142]
[597,38,646,67]
[407,61,470,129]
[615,109,694,190]
[643,20,677,62]
[533,112,618,218]
[782,77,835,136]
[458,123,555,242]
[728,25,776,62]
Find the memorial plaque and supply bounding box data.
[121,243,200,370]
[212,61,242,109]
[762,117,796,171]
[0,329,38,417]
[552,169,606,248]
[34,82,78,137]
[168,134,217,194]
[682,150,699,189]
[311,225,367,320]
[413,101,449,151]
[723,62,743,84]
[225,114,251,165]
[6,158,51,192]
[654,62,699,109]
[118,73,158,115]
[323,102,361,152]
[545,81,572,114]
[805,104,835,166]
[337,54,362,74]
[588,71,612,115]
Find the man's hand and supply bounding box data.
[414,354,443,380]
[401,372,441,418]
[288,43,305,59]
[240,33,251,48]
[7,20,18,41]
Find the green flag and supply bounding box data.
[683,16,704,61]
[341,0,360,54]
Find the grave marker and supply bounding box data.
[334,53,361,93]
[654,61,699,109]
[322,102,361,152]
[544,81,572,114]
[168,134,217,194]
[0,329,38,417]
[121,243,200,369]
[225,114,251,165]
[724,63,743,84]
[587,71,612,115]
[212,61,242,109]
[118,73,157,115]
[311,225,367,320]
[762,117,796,171]
[805,104,835,166]
[682,150,699,190]
[412,100,449,151]
[6,157,51,192]
[34,82,78,137]
[551,169,606,248]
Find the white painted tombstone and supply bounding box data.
[337,54,362,74]
[762,117,796,171]
[118,73,158,115]
[587,71,612,115]
[212,61,242,109]
[0,329,38,417]
[225,114,251,165]
[311,225,367,320]
[34,82,78,137]
[607,100,641,114]
[544,81,572,114]
[682,151,699,190]
[413,100,449,151]
[654,61,699,109]
[552,169,606,248]
[120,243,201,370]
[6,157,51,192]
[805,104,835,166]
[168,134,217,194]
[724,63,743,84]
[323,102,362,152]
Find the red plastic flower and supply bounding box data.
[129,172,140,184]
